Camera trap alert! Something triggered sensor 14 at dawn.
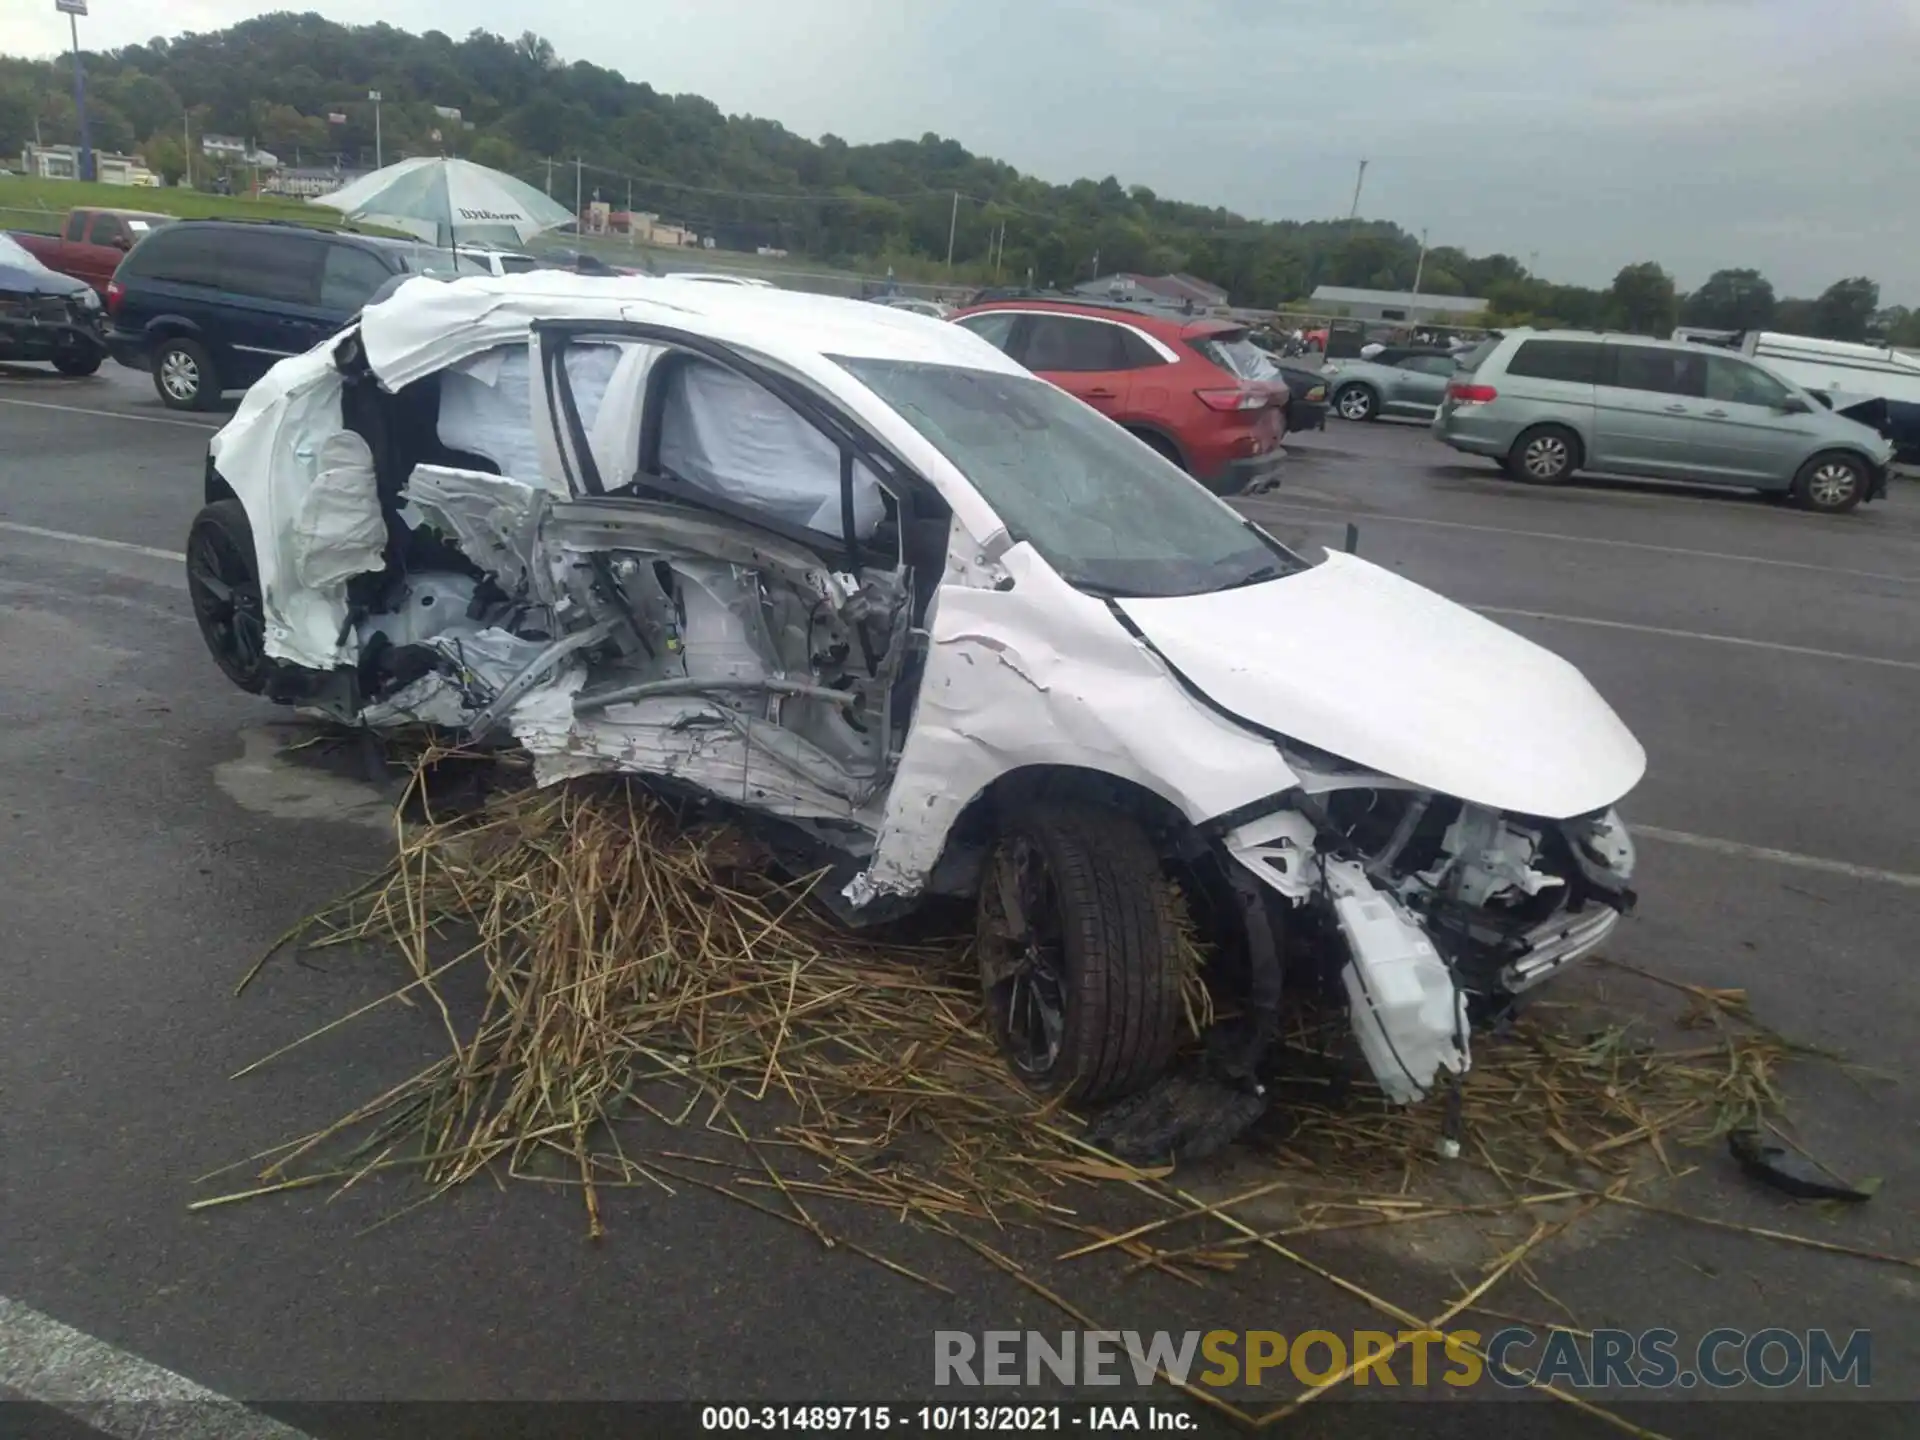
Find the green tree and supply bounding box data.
[1681,268,1775,330]
[1811,277,1878,343]
[1606,262,1678,335]
[139,131,189,185]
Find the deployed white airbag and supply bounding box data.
[659,359,884,538]
[289,430,386,590]
[437,342,628,486]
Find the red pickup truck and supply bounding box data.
[9,207,173,295]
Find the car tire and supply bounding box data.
[1130,429,1185,471]
[1508,424,1582,484]
[1792,452,1866,514]
[185,499,271,693]
[52,347,102,377]
[153,336,218,411]
[976,804,1185,1104]
[1334,384,1378,422]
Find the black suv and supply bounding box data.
[105,221,480,410]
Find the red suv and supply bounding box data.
[949,299,1289,494]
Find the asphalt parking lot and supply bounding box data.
[3,363,1919,1439]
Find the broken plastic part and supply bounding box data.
[1325,857,1468,1105]
[1728,1129,1875,1203]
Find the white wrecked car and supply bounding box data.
[186,272,1643,1136]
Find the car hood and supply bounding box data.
[0,262,86,299]
[1114,551,1646,819]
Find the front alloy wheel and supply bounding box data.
[975,804,1185,1103]
[1796,454,1864,513]
[1335,385,1377,422]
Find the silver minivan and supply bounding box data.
[1432,330,1895,512]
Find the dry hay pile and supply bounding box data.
[205,751,1900,1432]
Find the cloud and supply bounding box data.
[13,0,1917,300]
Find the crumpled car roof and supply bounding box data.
[356,271,1025,393]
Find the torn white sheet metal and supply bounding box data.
[848,540,1301,903]
[1115,551,1647,819]
[206,349,366,672]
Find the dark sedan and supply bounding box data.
[0,231,107,376]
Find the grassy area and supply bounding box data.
[0,177,373,232]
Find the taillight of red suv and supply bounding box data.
[1193,385,1272,412]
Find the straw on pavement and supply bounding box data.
[205,748,1892,1431]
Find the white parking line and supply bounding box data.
[0,520,186,564]
[1477,605,1920,673]
[0,1295,318,1440]
[1635,827,1920,890]
[1254,501,1920,586]
[0,396,221,431]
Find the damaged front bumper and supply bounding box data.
[1222,793,1636,1105]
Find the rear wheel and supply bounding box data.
[1131,429,1185,471]
[52,341,102,377]
[1334,384,1378,422]
[154,337,218,411]
[1792,452,1866,513]
[1508,424,1582,484]
[186,499,270,692]
[976,805,1185,1104]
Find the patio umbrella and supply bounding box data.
[310,157,575,252]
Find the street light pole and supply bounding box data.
[369,90,382,169]
[55,0,93,182]
[1411,228,1429,300]
[1347,158,1369,222]
[945,191,958,272]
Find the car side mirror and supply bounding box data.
[112,235,131,251]
[1779,395,1811,414]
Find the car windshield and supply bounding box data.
[835,357,1306,598]
[0,232,49,272]
[1192,330,1277,380]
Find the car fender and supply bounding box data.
[141,312,209,343]
[1120,420,1190,469]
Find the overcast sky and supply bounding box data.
[13,0,1917,301]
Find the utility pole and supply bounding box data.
[183,110,192,189]
[945,191,958,272]
[56,0,93,182]
[1411,228,1429,299]
[575,156,583,226]
[543,156,554,196]
[626,177,633,248]
[1346,158,1369,222]
[368,90,382,169]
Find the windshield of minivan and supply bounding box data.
[834,357,1306,597]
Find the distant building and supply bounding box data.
[20,144,157,186]
[264,166,360,199]
[1076,272,1231,310]
[1308,286,1489,324]
[200,134,278,170]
